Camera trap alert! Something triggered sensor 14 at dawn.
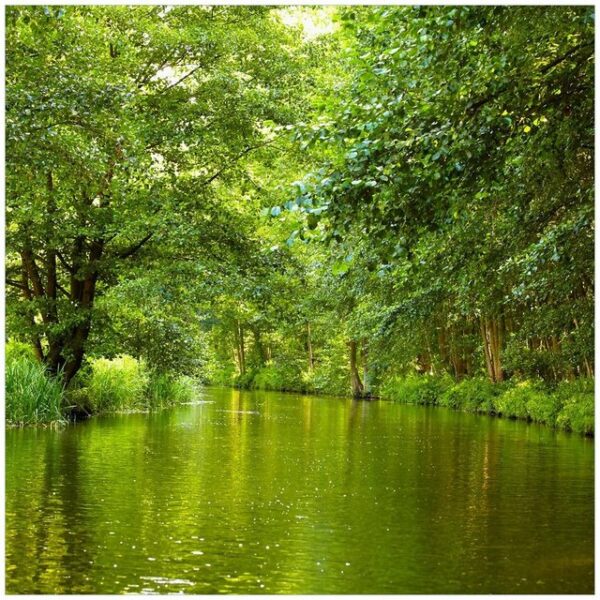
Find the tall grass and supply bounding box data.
[380,374,452,405]
[85,355,149,412]
[147,372,196,409]
[555,378,594,435]
[6,354,65,426]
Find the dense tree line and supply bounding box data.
[6,6,594,405]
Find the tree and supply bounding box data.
[293,6,593,382]
[6,6,306,383]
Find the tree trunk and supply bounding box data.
[235,320,246,375]
[307,322,314,371]
[361,338,370,396]
[573,318,594,377]
[252,327,267,365]
[19,260,44,361]
[348,339,364,398]
[480,316,503,383]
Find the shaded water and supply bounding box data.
[6,387,594,594]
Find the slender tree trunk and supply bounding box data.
[252,327,267,365]
[491,317,504,382]
[348,339,364,398]
[361,338,370,396]
[573,318,594,377]
[480,317,503,383]
[19,260,44,361]
[236,320,246,375]
[307,322,314,371]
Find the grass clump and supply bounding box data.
[494,380,540,420]
[86,355,149,413]
[6,351,65,426]
[439,377,504,413]
[381,372,594,435]
[381,374,452,405]
[251,364,304,392]
[494,379,564,424]
[147,372,196,409]
[555,378,594,435]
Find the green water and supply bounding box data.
[6,387,594,594]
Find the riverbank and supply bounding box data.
[6,341,593,435]
[6,343,197,427]
[380,375,594,436]
[231,368,594,436]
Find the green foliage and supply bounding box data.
[381,374,593,434]
[6,339,38,363]
[4,7,594,436]
[85,355,150,413]
[147,372,196,410]
[555,379,594,435]
[6,5,314,384]
[381,375,452,405]
[493,380,561,424]
[439,378,504,413]
[291,5,593,387]
[251,365,293,391]
[6,353,65,426]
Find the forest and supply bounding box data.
[5,5,594,433]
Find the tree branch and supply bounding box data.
[6,278,29,292]
[115,232,155,259]
[199,137,280,187]
[540,40,594,75]
[56,251,75,274]
[467,41,593,117]
[158,63,204,95]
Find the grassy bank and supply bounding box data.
[6,343,197,426]
[6,341,593,435]
[380,375,594,435]
[221,363,594,435]
[6,350,66,427]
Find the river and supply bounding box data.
[5,387,594,593]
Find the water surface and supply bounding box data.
[6,387,594,593]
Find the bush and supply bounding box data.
[6,339,38,363]
[381,374,451,405]
[147,372,196,409]
[85,355,149,413]
[494,380,548,421]
[251,365,285,391]
[233,369,257,390]
[523,388,562,426]
[439,377,503,413]
[6,353,65,426]
[555,378,594,435]
[251,363,305,392]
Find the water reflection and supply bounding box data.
[6,388,594,594]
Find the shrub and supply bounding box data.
[6,339,38,363]
[251,363,305,392]
[555,378,594,435]
[85,355,149,412]
[381,374,451,405]
[6,354,65,426]
[439,377,503,413]
[233,369,257,390]
[494,380,548,421]
[147,372,196,409]
[524,389,562,426]
[252,365,284,391]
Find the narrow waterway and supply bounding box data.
[6,387,594,594]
